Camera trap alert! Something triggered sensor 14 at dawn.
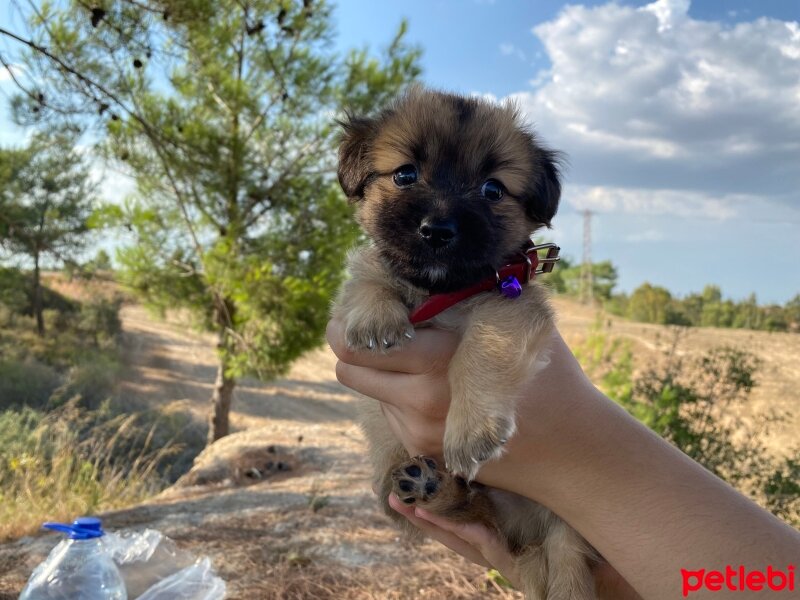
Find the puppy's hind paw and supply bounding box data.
[391,456,441,505]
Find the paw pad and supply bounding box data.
[391,456,441,506]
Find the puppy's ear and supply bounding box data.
[526,147,562,227]
[337,115,377,201]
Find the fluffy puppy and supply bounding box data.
[332,87,597,600]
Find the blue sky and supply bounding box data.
[333,0,800,305]
[2,1,799,303]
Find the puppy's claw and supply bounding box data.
[444,415,516,481]
[404,329,414,340]
[366,338,375,350]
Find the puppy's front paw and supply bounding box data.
[391,456,441,505]
[443,413,515,481]
[344,300,414,352]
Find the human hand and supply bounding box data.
[387,492,523,588]
[328,316,641,598]
[327,316,595,492]
[326,317,459,460]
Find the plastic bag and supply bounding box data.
[136,558,226,600]
[103,529,225,600]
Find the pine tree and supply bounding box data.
[1,1,421,442]
[0,132,95,335]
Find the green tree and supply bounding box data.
[0,132,95,336]
[681,292,705,325]
[733,293,760,330]
[1,1,420,443]
[627,282,673,324]
[785,294,800,331]
[546,257,618,301]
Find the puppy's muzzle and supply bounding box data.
[419,217,458,249]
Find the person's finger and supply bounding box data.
[378,402,445,459]
[414,506,521,588]
[388,494,492,568]
[413,507,499,555]
[335,361,450,418]
[326,317,458,375]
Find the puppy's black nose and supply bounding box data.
[419,218,457,248]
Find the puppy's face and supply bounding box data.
[338,88,561,294]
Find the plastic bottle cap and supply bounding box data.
[42,516,105,539]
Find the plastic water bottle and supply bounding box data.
[19,517,127,600]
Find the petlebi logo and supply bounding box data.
[681,565,796,597]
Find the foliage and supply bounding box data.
[545,247,797,333]
[0,286,204,538]
[607,283,798,332]
[0,402,173,541]
[0,280,122,374]
[0,131,96,335]
[0,360,61,410]
[542,255,618,301]
[65,249,114,280]
[0,266,29,314]
[575,321,799,525]
[2,0,422,441]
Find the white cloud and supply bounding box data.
[510,0,800,216]
[566,184,741,220]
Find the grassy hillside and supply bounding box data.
[553,296,798,456]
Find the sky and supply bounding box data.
[2,0,799,303]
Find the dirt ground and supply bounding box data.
[0,294,797,598]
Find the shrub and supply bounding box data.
[77,297,123,347]
[0,267,29,314]
[0,360,61,409]
[49,352,121,410]
[0,302,14,327]
[0,401,174,541]
[575,322,799,525]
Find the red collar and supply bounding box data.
[408,242,560,324]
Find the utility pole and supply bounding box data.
[580,209,593,304]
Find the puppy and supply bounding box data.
[332,87,597,599]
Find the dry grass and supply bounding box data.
[225,560,520,599]
[0,403,173,541]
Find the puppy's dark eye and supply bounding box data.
[481,179,504,202]
[393,164,418,187]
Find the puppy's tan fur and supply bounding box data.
[332,87,597,600]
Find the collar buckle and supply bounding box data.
[526,241,561,280]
